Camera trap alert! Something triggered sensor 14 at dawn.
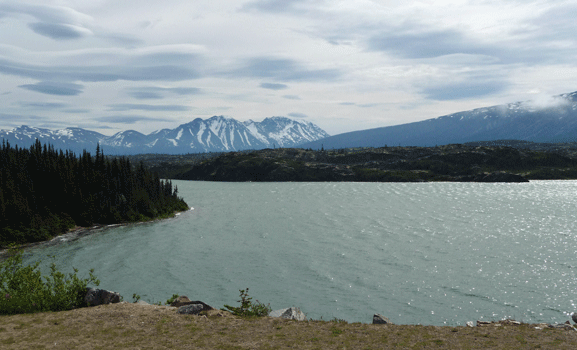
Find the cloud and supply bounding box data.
[107,104,191,112]
[28,22,88,40]
[339,102,355,106]
[19,81,84,96]
[240,0,322,14]
[288,112,308,118]
[226,57,341,82]
[19,101,68,109]
[260,82,288,90]
[283,95,300,100]
[0,46,204,82]
[0,3,93,41]
[94,115,175,124]
[421,80,507,101]
[523,94,571,110]
[63,109,90,113]
[126,86,202,99]
[367,27,497,59]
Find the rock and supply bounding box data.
[170,296,192,307]
[571,313,577,324]
[466,321,474,327]
[135,300,150,306]
[175,299,214,315]
[269,307,307,321]
[372,314,393,325]
[548,323,575,330]
[85,288,121,307]
[178,304,204,315]
[171,296,214,312]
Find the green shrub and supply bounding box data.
[165,293,180,305]
[0,250,100,315]
[222,288,272,317]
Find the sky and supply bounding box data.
[1,0,576,136]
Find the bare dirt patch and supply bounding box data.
[1,303,577,349]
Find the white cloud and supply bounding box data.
[0,0,576,136]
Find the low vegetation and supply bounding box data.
[0,250,99,315]
[222,288,272,317]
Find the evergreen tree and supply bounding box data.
[0,142,189,247]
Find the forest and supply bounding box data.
[0,140,189,247]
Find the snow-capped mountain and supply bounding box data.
[0,116,330,155]
[302,91,577,149]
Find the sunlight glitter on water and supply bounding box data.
[22,180,577,325]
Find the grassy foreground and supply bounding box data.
[1,303,576,349]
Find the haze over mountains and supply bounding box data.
[0,116,329,155]
[302,91,577,149]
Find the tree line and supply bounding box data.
[0,140,189,247]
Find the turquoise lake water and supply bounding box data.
[21,180,577,325]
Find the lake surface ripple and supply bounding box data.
[23,180,577,325]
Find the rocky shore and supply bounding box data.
[85,288,577,330]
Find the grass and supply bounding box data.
[2,304,576,349]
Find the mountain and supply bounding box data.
[301,91,577,149]
[0,116,329,155]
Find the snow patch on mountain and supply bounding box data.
[1,116,329,155]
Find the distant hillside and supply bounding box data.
[0,116,329,155]
[173,145,577,183]
[302,91,577,149]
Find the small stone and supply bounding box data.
[269,307,307,321]
[372,314,393,325]
[466,321,474,327]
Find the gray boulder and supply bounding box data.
[175,298,214,315]
[178,304,205,315]
[269,307,307,321]
[373,314,393,325]
[572,313,577,324]
[85,288,121,307]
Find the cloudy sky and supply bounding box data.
[1,0,576,136]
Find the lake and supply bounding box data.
[21,180,577,325]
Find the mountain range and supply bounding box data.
[0,116,330,155]
[302,91,577,149]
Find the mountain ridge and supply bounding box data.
[301,91,577,149]
[0,116,330,155]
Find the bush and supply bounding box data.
[223,288,272,317]
[165,293,180,305]
[0,250,100,315]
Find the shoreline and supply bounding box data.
[0,207,193,256]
